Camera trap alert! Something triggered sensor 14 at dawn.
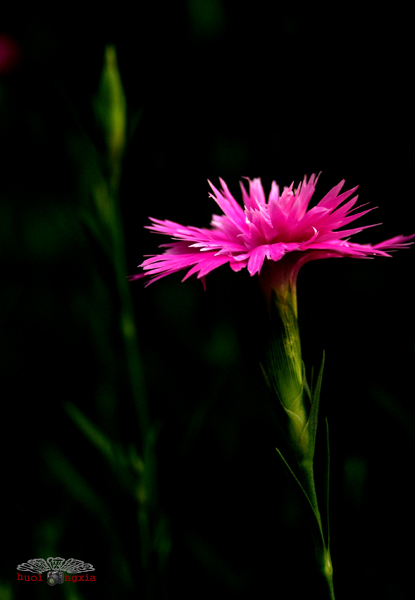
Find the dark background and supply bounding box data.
[2,3,415,599]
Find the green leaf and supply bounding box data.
[302,360,312,406]
[42,443,135,589]
[42,443,111,521]
[64,402,113,458]
[275,447,326,558]
[304,350,325,461]
[313,350,325,404]
[64,401,142,497]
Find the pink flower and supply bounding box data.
[132,174,414,298]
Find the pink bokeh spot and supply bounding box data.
[0,33,22,74]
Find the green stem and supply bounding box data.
[298,460,335,600]
[262,261,335,598]
[321,548,335,600]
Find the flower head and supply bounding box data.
[132,174,414,301]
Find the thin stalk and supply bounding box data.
[298,460,335,600]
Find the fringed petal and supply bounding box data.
[132,175,414,287]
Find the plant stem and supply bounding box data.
[321,548,335,600]
[298,460,335,600]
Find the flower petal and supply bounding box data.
[133,175,414,288]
